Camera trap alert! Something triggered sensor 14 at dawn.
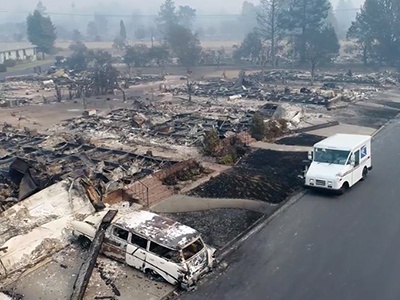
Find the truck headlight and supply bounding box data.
[309,179,314,184]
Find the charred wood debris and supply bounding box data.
[0,126,177,212]
[1,69,399,107]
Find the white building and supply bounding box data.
[0,44,38,64]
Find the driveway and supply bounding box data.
[183,118,400,300]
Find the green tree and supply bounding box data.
[233,31,263,63]
[167,24,202,67]
[283,0,331,62]
[178,5,196,29]
[157,0,177,38]
[89,51,119,95]
[72,29,83,43]
[35,1,46,15]
[120,20,127,40]
[250,113,266,141]
[257,0,284,66]
[203,129,221,156]
[240,1,259,37]
[26,10,57,59]
[157,1,197,37]
[123,44,150,70]
[67,41,89,70]
[305,26,340,83]
[347,0,400,66]
[148,45,170,67]
[87,21,98,41]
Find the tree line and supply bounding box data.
[233,0,400,71]
[23,0,400,71]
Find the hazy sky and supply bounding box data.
[2,0,365,16]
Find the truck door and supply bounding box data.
[126,233,148,271]
[352,149,362,183]
[102,225,129,262]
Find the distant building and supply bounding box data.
[0,44,38,64]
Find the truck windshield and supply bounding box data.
[314,148,350,165]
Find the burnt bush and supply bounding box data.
[163,162,209,186]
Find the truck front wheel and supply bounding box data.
[338,182,349,195]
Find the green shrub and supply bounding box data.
[218,155,234,165]
[250,112,266,141]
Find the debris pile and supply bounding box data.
[168,72,384,106]
[0,127,177,211]
[51,108,256,150]
[246,70,400,85]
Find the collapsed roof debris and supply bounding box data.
[0,180,95,280]
[165,70,398,110]
[0,127,177,212]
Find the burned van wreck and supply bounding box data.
[71,209,216,290]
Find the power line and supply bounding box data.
[0,8,360,18]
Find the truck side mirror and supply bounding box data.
[308,150,313,161]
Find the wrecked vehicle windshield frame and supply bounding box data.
[182,238,205,261]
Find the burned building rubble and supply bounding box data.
[50,108,256,149]
[0,127,177,212]
[168,70,399,107]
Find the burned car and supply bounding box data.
[71,209,216,289]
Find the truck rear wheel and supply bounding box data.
[361,167,368,181]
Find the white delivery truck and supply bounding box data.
[304,133,372,194]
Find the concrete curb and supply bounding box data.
[152,195,273,214]
[216,189,307,262]
[372,112,400,138]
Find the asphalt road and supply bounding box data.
[184,118,400,300]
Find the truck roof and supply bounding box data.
[314,134,371,150]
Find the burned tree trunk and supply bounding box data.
[70,210,118,300]
[55,84,62,102]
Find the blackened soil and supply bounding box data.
[189,149,306,204]
[164,209,264,249]
[275,133,324,146]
